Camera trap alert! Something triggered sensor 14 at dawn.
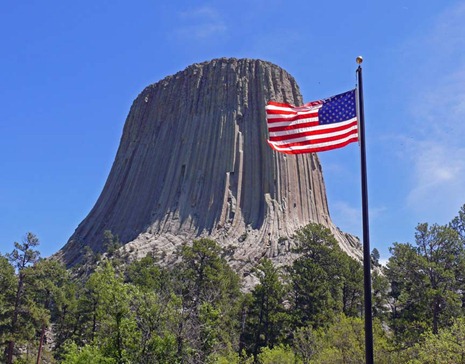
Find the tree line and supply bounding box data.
[1,204,464,363]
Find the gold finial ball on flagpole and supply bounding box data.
[356,56,363,64]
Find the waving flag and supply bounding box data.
[266,89,358,154]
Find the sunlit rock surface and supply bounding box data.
[58,58,362,279]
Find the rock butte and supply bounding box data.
[58,58,361,283]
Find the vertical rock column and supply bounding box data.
[59,58,360,270]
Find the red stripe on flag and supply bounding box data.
[266,113,319,123]
[268,135,359,154]
[266,109,297,115]
[268,121,320,132]
[266,101,297,108]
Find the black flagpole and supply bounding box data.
[356,56,374,364]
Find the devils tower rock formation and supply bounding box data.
[59,58,361,275]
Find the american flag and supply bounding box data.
[265,89,359,154]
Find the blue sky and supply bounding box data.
[1,0,464,263]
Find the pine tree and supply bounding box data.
[173,238,242,362]
[288,223,362,329]
[4,232,41,364]
[242,258,290,358]
[0,256,16,357]
[85,261,140,363]
[386,222,465,346]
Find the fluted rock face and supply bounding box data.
[59,58,361,274]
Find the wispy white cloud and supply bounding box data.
[331,201,361,234]
[429,2,465,62]
[331,200,386,238]
[176,6,226,40]
[405,139,465,219]
[400,2,465,221]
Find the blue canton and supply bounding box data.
[319,90,356,125]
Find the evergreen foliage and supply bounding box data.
[1,204,465,363]
[386,220,465,347]
[241,258,290,359]
[288,223,364,329]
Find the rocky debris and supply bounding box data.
[57,58,362,278]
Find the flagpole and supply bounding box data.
[356,56,374,364]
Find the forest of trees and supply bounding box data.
[1,204,464,363]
